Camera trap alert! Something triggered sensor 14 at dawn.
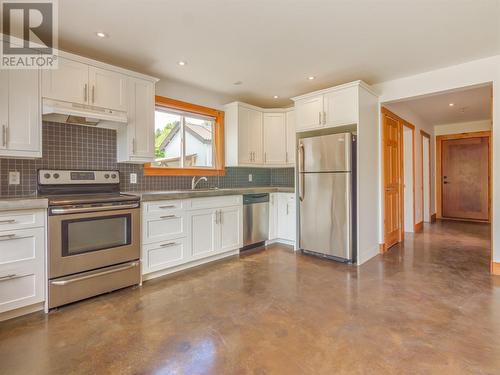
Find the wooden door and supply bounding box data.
[382,108,403,249]
[263,113,286,164]
[442,137,489,221]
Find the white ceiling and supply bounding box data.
[57,0,500,107]
[388,84,492,125]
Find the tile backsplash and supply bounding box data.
[0,122,294,196]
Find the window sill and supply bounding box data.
[143,166,225,177]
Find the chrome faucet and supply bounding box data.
[191,176,208,190]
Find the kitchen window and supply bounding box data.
[144,96,225,176]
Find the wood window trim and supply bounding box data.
[144,96,225,176]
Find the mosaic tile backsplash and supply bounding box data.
[0,122,294,196]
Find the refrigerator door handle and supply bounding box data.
[298,143,305,201]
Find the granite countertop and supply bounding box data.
[124,186,295,201]
[0,196,49,211]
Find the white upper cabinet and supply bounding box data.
[0,68,41,158]
[88,67,128,111]
[42,57,128,111]
[294,96,323,131]
[323,86,358,127]
[285,110,295,164]
[117,78,155,163]
[293,81,366,132]
[225,102,293,167]
[263,112,286,165]
[42,57,89,105]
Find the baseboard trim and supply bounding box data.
[266,239,295,248]
[0,302,44,322]
[431,213,437,223]
[414,221,424,232]
[492,262,500,276]
[379,243,386,253]
[142,249,239,281]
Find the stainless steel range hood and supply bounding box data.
[42,99,127,127]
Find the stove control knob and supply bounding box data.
[104,174,110,179]
[44,173,51,179]
[53,173,60,179]
[111,174,117,179]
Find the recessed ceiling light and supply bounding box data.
[307,76,315,80]
[273,95,279,99]
[95,32,108,38]
[233,81,243,86]
[449,103,454,107]
[177,61,187,66]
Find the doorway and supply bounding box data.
[403,124,415,232]
[436,131,491,222]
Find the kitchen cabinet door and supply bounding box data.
[263,113,286,165]
[285,110,296,164]
[295,96,323,131]
[218,206,242,253]
[42,57,89,105]
[189,208,218,260]
[88,67,128,111]
[268,193,278,240]
[323,86,358,127]
[237,106,252,164]
[276,194,296,242]
[248,108,263,164]
[0,68,41,158]
[130,78,155,160]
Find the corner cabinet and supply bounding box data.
[225,102,295,167]
[269,193,296,244]
[0,67,41,158]
[117,78,155,163]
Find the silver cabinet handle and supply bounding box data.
[51,262,139,286]
[215,210,219,224]
[92,85,95,104]
[132,138,136,154]
[319,112,321,124]
[219,210,223,224]
[0,234,16,240]
[84,83,88,102]
[286,203,289,215]
[159,205,176,209]
[159,214,176,219]
[0,219,15,224]
[0,273,21,281]
[160,242,177,248]
[264,152,267,163]
[285,151,288,163]
[322,111,326,125]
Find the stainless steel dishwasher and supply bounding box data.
[242,193,269,249]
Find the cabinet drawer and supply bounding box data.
[143,200,185,216]
[0,227,44,266]
[188,195,242,210]
[0,210,45,231]
[143,213,187,244]
[142,237,188,274]
[0,261,44,313]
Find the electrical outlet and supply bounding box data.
[9,171,20,185]
[248,174,253,182]
[130,173,137,184]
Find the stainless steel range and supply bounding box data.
[38,169,141,309]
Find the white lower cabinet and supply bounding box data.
[269,193,296,244]
[0,209,46,318]
[142,196,243,279]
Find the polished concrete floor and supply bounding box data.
[1,220,499,375]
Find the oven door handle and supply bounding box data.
[50,262,140,286]
[50,202,140,215]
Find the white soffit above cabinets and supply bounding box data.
[57,0,500,107]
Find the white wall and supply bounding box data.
[156,78,232,110]
[434,119,492,136]
[384,102,435,225]
[373,55,500,264]
[403,127,414,232]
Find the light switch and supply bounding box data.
[248,174,253,182]
[9,171,20,185]
[130,173,137,184]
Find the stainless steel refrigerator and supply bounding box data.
[298,132,356,262]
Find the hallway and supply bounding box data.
[0,221,499,375]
